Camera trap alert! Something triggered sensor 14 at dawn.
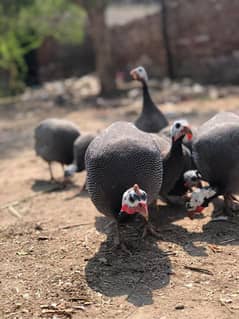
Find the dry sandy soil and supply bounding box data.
[1,88,239,319]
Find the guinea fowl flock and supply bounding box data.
[34,66,239,251]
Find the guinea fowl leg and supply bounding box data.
[142,202,162,239]
[61,163,66,180]
[113,222,132,255]
[142,222,162,239]
[48,162,55,181]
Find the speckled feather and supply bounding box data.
[192,112,239,194]
[85,122,163,219]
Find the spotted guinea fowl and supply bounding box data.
[130,66,168,133]
[35,118,80,181]
[153,120,193,203]
[64,133,96,190]
[85,121,163,251]
[185,112,239,216]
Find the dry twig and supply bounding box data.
[184,265,213,276]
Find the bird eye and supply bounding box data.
[141,192,147,201]
[175,123,181,129]
[133,193,140,201]
[138,68,143,72]
[191,176,197,182]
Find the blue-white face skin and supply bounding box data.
[130,66,149,84]
[171,120,192,142]
[184,170,202,189]
[120,184,149,220]
[122,186,147,209]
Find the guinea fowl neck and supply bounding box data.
[171,135,184,155]
[142,81,156,112]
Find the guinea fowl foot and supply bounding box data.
[113,236,132,255]
[113,223,132,255]
[142,223,162,239]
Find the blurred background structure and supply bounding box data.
[1,0,239,97]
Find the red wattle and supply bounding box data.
[120,204,136,215]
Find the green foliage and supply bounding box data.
[0,0,85,96]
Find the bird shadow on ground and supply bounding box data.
[85,201,239,307]
[152,201,239,254]
[64,188,89,201]
[85,215,172,307]
[31,179,78,193]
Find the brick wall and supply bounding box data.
[166,0,239,83]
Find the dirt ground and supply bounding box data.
[1,88,239,319]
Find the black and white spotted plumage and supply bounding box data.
[192,112,239,195]
[85,121,163,219]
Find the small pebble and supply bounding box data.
[175,303,184,310]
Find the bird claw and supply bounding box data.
[113,235,132,255]
[142,223,162,239]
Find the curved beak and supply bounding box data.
[137,202,149,221]
[130,69,139,81]
[183,126,193,141]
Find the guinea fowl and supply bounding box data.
[130,66,168,133]
[85,121,163,251]
[35,118,80,181]
[185,112,239,216]
[154,120,193,203]
[64,133,96,190]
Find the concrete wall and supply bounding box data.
[166,0,239,83]
[36,1,239,84]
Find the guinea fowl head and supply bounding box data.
[64,164,77,178]
[171,120,193,142]
[184,170,203,189]
[130,66,148,84]
[185,186,217,219]
[120,184,149,221]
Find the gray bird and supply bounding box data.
[186,112,239,216]
[130,66,168,133]
[64,133,96,190]
[85,121,164,251]
[34,118,80,181]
